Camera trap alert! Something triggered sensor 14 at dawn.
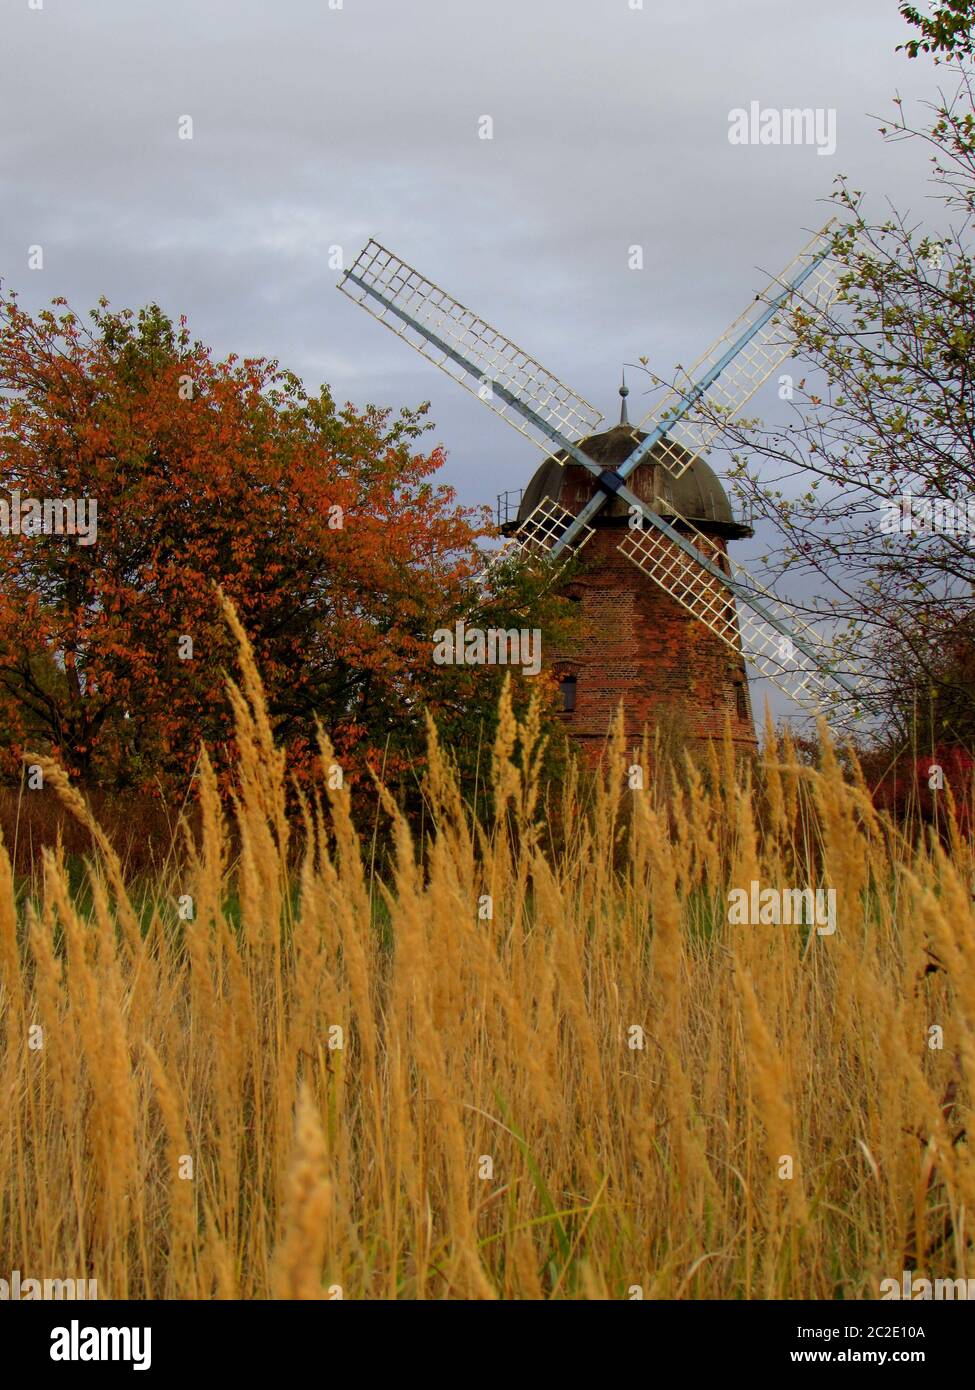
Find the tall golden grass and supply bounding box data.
[1,603,973,1299]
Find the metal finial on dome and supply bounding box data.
[619,370,630,426]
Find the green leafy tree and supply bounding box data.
[675,3,975,747]
[900,0,975,57]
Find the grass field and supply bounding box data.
[1,609,973,1299]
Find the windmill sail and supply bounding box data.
[339,240,603,454]
[634,224,842,479]
[476,497,595,583]
[513,497,595,558]
[619,504,862,715]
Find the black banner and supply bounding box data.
[2,1298,966,1375]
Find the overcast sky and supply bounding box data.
[0,0,945,721]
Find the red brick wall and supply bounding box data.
[551,526,757,764]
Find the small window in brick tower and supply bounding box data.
[736,683,748,721]
[560,674,577,713]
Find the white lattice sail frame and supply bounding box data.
[339,240,604,454]
[638,228,844,479]
[619,503,864,716]
[476,498,594,584]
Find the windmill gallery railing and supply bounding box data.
[496,489,523,529]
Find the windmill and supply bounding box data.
[338,227,862,757]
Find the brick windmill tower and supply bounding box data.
[338,229,862,751]
[499,379,756,761]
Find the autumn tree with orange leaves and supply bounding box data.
[0,292,580,796]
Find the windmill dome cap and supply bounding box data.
[513,424,751,536]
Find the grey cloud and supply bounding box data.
[0,0,939,722]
